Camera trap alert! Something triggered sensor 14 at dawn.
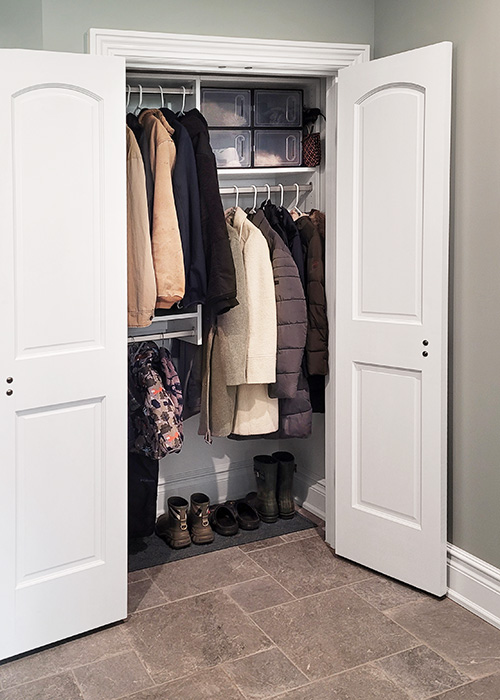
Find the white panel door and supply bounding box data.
[335,43,452,595]
[0,49,127,659]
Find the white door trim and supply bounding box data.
[87,28,370,75]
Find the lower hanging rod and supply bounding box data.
[219,183,313,196]
[128,329,196,343]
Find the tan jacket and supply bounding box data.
[139,109,185,309]
[126,126,156,327]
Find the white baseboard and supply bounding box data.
[293,472,326,520]
[447,544,500,631]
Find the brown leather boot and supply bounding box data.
[155,496,191,549]
[188,493,215,545]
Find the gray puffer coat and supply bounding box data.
[249,209,307,400]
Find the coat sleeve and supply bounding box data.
[148,120,185,309]
[243,231,277,384]
[126,127,157,327]
[305,232,329,375]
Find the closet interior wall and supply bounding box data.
[127,68,328,519]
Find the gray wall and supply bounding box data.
[0,0,374,52]
[375,0,500,569]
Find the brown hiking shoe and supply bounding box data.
[188,493,215,545]
[155,496,191,549]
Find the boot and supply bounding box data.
[188,492,215,545]
[273,451,296,519]
[155,496,191,549]
[253,455,279,523]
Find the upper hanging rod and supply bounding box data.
[126,85,194,96]
[219,183,312,196]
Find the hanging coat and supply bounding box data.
[126,112,154,227]
[262,201,306,289]
[296,212,329,376]
[178,109,237,316]
[198,220,249,439]
[128,342,183,459]
[226,207,278,436]
[249,209,307,400]
[126,126,156,328]
[138,109,185,309]
[159,107,207,309]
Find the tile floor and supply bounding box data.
[2,513,500,700]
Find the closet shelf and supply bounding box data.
[128,305,202,346]
[217,167,316,177]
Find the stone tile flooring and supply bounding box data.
[2,517,500,699]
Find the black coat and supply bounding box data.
[179,109,237,316]
[262,202,306,289]
[160,108,207,309]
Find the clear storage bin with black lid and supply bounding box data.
[254,90,302,128]
[254,130,302,167]
[202,89,251,127]
[209,130,251,168]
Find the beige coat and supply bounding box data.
[126,126,156,327]
[226,207,278,436]
[139,109,185,309]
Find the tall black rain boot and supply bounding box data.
[253,455,279,523]
[273,451,297,519]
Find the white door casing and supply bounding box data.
[335,42,452,595]
[0,49,127,660]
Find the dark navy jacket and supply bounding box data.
[160,108,207,309]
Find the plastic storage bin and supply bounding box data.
[254,130,302,167]
[254,90,302,128]
[202,89,251,127]
[209,130,251,168]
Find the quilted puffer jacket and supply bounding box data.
[250,209,307,400]
[128,342,183,459]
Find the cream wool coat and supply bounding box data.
[126,127,156,327]
[227,207,278,436]
[139,109,185,309]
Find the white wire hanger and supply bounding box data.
[126,84,131,111]
[278,183,284,209]
[134,85,143,115]
[158,85,164,108]
[177,86,187,116]
[248,185,258,215]
[290,183,303,216]
[233,185,240,210]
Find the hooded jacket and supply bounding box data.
[295,212,329,376]
[249,209,307,399]
[160,107,207,309]
[179,109,237,316]
[126,126,156,327]
[139,109,185,309]
[126,112,154,227]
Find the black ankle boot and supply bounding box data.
[155,496,191,549]
[253,455,279,523]
[273,451,296,519]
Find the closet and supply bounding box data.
[0,33,452,661]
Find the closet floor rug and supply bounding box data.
[128,511,316,572]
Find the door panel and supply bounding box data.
[0,49,126,660]
[335,43,452,595]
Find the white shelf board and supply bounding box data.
[217,167,316,177]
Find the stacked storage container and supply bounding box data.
[202,88,302,168]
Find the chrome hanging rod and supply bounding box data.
[219,183,312,196]
[126,85,194,96]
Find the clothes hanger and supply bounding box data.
[126,84,131,111]
[233,185,240,210]
[248,185,258,215]
[290,183,303,217]
[278,183,284,210]
[263,183,271,207]
[177,86,187,116]
[158,85,164,108]
[133,85,143,115]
